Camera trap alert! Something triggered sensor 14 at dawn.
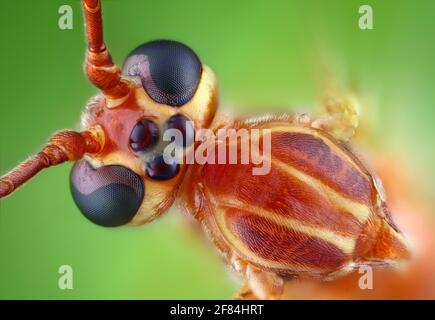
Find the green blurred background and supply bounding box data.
[0,0,434,299]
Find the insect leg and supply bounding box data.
[311,91,361,142]
[233,282,258,300]
[244,264,284,300]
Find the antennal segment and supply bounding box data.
[0,129,104,199]
[82,0,130,99]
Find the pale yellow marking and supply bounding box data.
[213,206,328,274]
[106,90,131,109]
[219,197,356,255]
[269,125,368,177]
[271,158,372,224]
[222,133,373,224]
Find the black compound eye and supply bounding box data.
[70,160,145,227]
[166,114,195,148]
[130,119,159,153]
[146,154,180,181]
[122,40,202,107]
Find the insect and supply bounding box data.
[0,0,409,299]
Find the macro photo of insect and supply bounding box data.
[1,0,435,305]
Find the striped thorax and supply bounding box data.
[179,116,410,279]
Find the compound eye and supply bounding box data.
[70,160,145,227]
[166,114,195,148]
[130,119,159,153]
[122,40,202,107]
[146,154,180,181]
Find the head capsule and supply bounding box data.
[71,40,218,227]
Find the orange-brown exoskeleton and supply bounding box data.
[0,0,410,299]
